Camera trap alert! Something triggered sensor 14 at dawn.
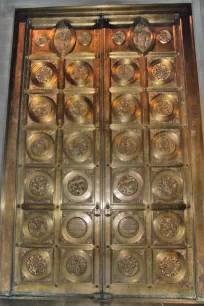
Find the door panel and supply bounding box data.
[0,5,200,300]
[14,19,102,295]
[103,16,194,297]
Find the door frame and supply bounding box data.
[1,4,204,304]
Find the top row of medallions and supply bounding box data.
[30,18,176,58]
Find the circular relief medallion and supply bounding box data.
[67,255,87,276]
[23,212,53,242]
[113,249,144,283]
[112,59,139,86]
[26,254,47,276]
[118,175,138,196]
[25,170,54,201]
[28,217,48,237]
[66,61,93,87]
[78,32,92,46]
[67,218,87,238]
[21,249,52,281]
[148,59,175,85]
[113,170,143,202]
[118,217,139,238]
[152,131,180,161]
[27,132,55,162]
[62,250,91,282]
[28,96,56,124]
[157,30,172,44]
[155,251,186,283]
[153,212,185,243]
[62,211,92,244]
[112,94,141,123]
[112,31,126,45]
[64,132,92,163]
[150,94,177,122]
[118,256,139,277]
[113,211,144,244]
[63,170,92,202]
[68,176,88,196]
[65,95,93,123]
[31,62,57,88]
[152,170,183,201]
[113,131,142,162]
[34,34,48,47]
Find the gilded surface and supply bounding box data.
[10,8,194,299]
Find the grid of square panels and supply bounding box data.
[106,17,193,295]
[14,22,101,291]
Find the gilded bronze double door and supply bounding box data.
[12,10,196,299]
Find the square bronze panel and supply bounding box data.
[75,29,97,54]
[15,247,54,284]
[111,92,142,125]
[59,248,93,284]
[31,29,56,56]
[62,129,95,166]
[151,167,184,205]
[23,167,56,205]
[111,129,144,165]
[112,210,145,245]
[152,248,188,285]
[29,60,59,90]
[25,94,57,127]
[148,92,180,124]
[65,59,94,89]
[153,26,175,53]
[64,94,95,126]
[111,167,145,205]
[21,210,54,246]
[62,168,95,205]
[152,210,186,245]
[111,248,146,284]
[110,28,132,53]
[147,56,177,89]
[25,130,56,165]
[60,210,93,245]
[111,58,140,88]
[150,128,183,166]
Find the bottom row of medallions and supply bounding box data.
[18,248,187,284]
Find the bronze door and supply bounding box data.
[1,5,203,301]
